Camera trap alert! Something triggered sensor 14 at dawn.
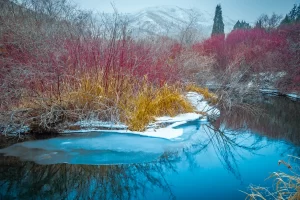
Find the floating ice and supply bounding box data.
[0,120,203,165]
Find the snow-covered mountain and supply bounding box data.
[128,6,236,39]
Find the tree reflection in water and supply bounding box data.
[181,123,266,180]
[0,153,178,200]
[216,96,300,145]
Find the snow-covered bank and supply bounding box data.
[186,92,220,116]
[287,93,300,100]
[62,92,220,140]
[259,88,279,95]
[260,88,300,100]
[72,121,128,130]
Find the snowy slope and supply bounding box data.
[128,6,235,39]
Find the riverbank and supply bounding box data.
[0,88,219,141]
[62,91,219,140]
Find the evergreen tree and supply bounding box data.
[281,14,291,25]
[281,4,300,25]
[296,4,300,22]
[233,20,241,29]
[211,4,224,36]
[233,20,251,30]
[290,4,298,21]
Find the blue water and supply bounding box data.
[1,96,300,199]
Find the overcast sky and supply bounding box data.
[72,0,300,23]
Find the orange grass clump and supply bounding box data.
[120,83,194,131]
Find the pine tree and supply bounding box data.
[280,4,300,25]
[296,4,300,22]
[211,4,225,36]
[233,20,241,29]
[281,14,291,25]
[233,20,251,30]
[290,4,297,21]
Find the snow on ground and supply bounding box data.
[63,92,219,140]
[155,113,206,123]
[260,89,300,100]
[186,92,220,116]
[74,120,128,129]
[64,116,200,140]
[259,88,279,94]
[130,121,186,139]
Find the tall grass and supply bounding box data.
[15,71,196,132]
[245,156,300,200]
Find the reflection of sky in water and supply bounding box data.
[1,97,300,199]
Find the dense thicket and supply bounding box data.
[0,0,215,134]
[195,4,300,94]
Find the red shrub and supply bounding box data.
[193,34,226,68]
[193,28,290,74]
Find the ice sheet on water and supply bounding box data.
[0,120,203,165]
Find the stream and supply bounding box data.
[1,95,300,199]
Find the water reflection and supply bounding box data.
[0,152,178,200]
[181,123,266,180]
[0,125,270,199]
[215,96,300,145]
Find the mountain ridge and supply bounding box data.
[128,5,235,39]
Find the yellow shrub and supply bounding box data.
[123,84,194,131]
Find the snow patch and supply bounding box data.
[63,114,201,140]
[186,92,220,116]
[259,88,279,94]
[155,113,203,123]
[74,120,127,129]
[287,93,300,100]
[260,89,300,100]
